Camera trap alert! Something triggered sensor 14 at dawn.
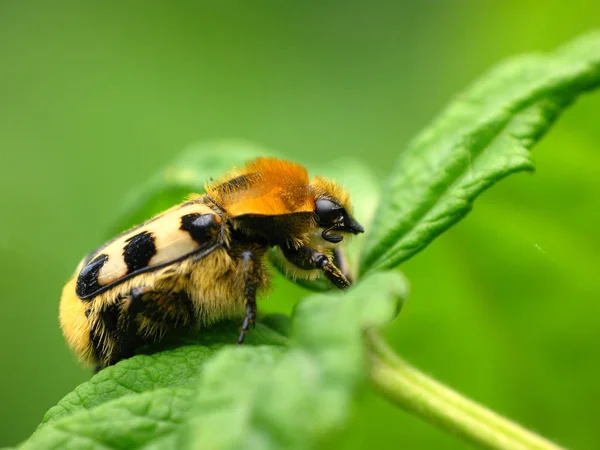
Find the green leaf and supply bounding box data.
[38,320,287,429]
[360,31,600,273]
[22,272,406,450]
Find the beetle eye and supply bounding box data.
[315,198,343,225]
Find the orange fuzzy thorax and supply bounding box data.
[206,157,315,217]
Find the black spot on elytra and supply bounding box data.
[123,231,157,274]
[180,213,219,244]
[76,253,109,300]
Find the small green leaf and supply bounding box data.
[360,31,600,273]
[22,272,406,450]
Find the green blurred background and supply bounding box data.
[1,1,599,448]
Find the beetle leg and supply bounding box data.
[92,286,196,370]
[237,250,259,344]
[333,247,353,284]
[130,287,196,329]
[90,292,140,370]
[110,287,148,365]
[283,245,351,290]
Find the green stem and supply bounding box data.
[367,330,565,450]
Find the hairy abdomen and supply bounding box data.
[60,247,268,368]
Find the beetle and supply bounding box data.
[60,157,364,370]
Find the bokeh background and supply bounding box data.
[1,1,600,448]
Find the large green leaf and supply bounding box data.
[21,272,406,450]
[37,319,288,428]
[360,31,600,273]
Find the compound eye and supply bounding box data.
[315,198,343,225]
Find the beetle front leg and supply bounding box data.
[283,245,351,290]
[333,247,353,284]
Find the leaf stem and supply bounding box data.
[366,330,565,450]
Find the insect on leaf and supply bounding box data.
[360,31,600,274]
[22,272,407,450]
